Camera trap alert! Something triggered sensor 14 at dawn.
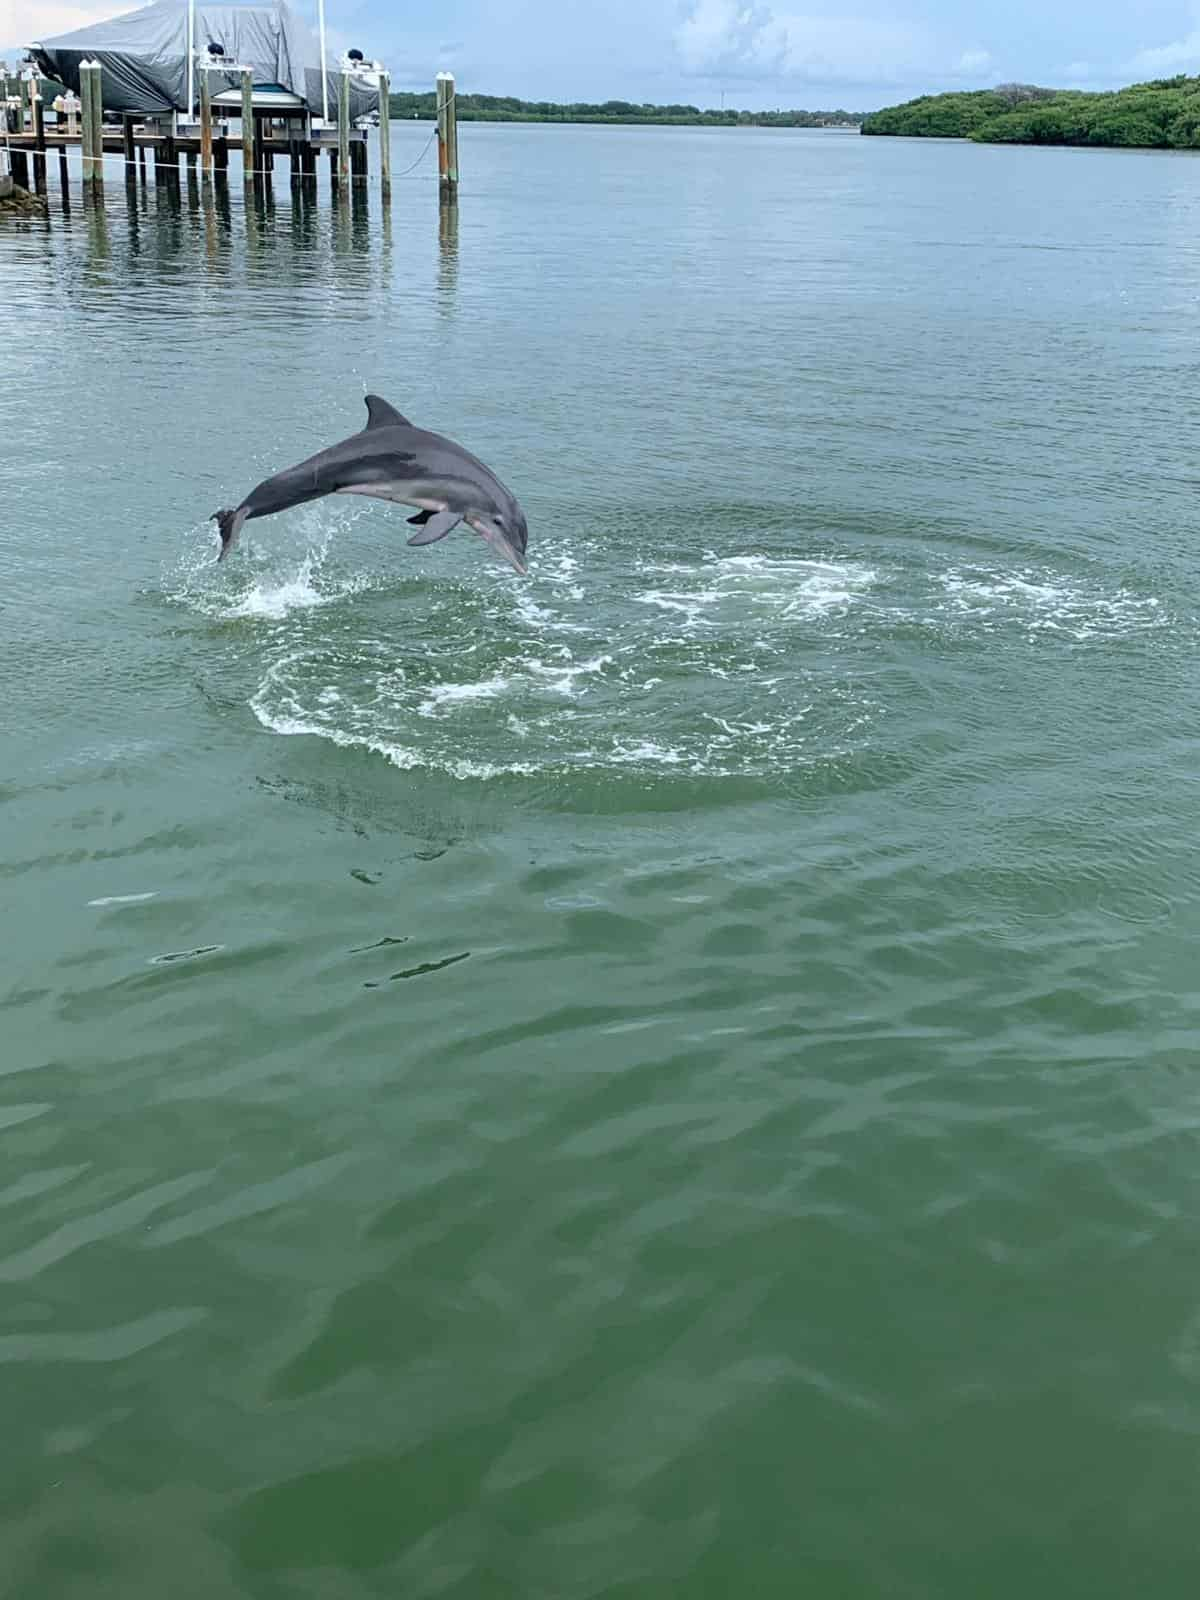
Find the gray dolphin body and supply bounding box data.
[212,395,528,574]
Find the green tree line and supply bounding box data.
[861,76,1200,148]
[388,91,862,128]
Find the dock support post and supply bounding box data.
[337,70,350,191]
[11,149,29,189]
[90,62,105,194]
[122,112,136,181]
[31,90,46,195]
[436,72,458,200]
[80,61,102,189]
[138,141,148,183]
[241,70,255,183]
[59,143,70,198]
[378,72,391,198]
[79,61,93,183]
[199,68,213,182]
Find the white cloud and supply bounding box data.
[1126,10,1200,77]
[0,0,125,49]
[674,2,989,89]
[954,49,992,75]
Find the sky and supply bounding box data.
[6,0,1200,111]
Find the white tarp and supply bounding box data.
[32,1,377,118]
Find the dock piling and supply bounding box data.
[79,61,92,181]
[379,72,391,197]
[436,72,458,200]
[337,71,351,191]
[88,62,104,194]
[199,68,213,181]
[31,90,46,196]
[122,112,136,181]
[241,70,256,183]
[79,62,97,187]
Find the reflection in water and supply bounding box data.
[213,176,232,233]
[438,200,458,313]
[124,186,140,259]
[59,153,410,308]
[288,184,319,253]
[351,187,370,255]
[83,194,110,266]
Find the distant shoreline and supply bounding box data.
[388,92,863,130]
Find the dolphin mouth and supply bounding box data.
[468,516,527,576]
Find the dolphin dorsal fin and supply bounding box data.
[363,395,411,430]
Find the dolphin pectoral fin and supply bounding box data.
[363,395,413,430]
[407,512,462,547]
[407,509,435,526]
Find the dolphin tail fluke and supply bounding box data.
[212,506,248,562]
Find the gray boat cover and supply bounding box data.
[31,1,377,119]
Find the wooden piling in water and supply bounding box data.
[436,72,458,200]
[10,148,29,190]
[138,142,148,183]
[31,91,46,196]
[79,61,93,182]
[122,113,136,180]
[378,72,391,197]
[80,62,102,188]
[59,143,70,196]
[240,70,255,183]
[337,71,351,190]
[199,68,213,181]
[88,63,104,193]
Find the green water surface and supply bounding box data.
[3,126,1200,1596]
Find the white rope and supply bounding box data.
[26,140,443,184]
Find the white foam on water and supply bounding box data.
[418,675,514,717]
[165,510,377,623]
[88,892,159,908]
[521,653,615,696]
[249,703,541,781]
[610,739,686,766]
[936,566,1169,641]
[632,554,877,630]
[634,589,724,628]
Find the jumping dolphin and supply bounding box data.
[212,396,528,574]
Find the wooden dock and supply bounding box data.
[2,63,459,213]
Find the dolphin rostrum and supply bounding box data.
[212,396,529,574]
